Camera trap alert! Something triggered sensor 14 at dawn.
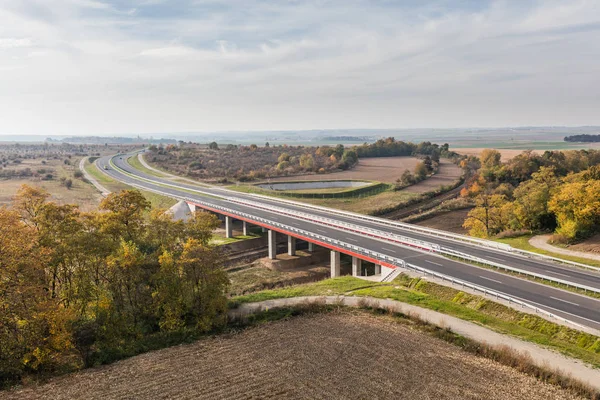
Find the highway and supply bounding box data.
[97,153,600,330]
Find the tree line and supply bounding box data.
[461,149,600,241]
[564,134,600,143]
[0,186,228,386]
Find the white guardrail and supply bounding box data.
[104,158,587,330]
[220,188,600,272]
[109,156,600,292]
[225,196,600,294]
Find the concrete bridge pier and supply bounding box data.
[288,236,296,256]
[242,221,248,236]
[331,251,341,278]
[268,230,277,260]
[262,227,267,233]
[308,242,315,252]
[352,257,362,277]
[374,264,381,276]
[225,216,233,239]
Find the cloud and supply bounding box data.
[0,38,32,48]
[0,0,599,135]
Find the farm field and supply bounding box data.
[0,154,102,211]
[267,156,420,183]
[413,208,471,234]
[2,312,580,400]
[402,160,462,193]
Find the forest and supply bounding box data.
[0,187,228,386]
[461,149,600,242]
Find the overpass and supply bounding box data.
[96,153,600,331]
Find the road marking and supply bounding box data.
[316,229,327,234]
[381,247,397,253]
[346,237,358,242]
[546,270,572,278]
[479,275,503,284]
[424,260,443,266]
[550,296,579,306]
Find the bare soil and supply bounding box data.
[268,156,421,183]
[402,160,462,193]
[3,312,581,400]
[564,233,600,254]
[414,208,471,234]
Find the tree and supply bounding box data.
[423,156,433,173]
[208,142,219,150]
[98,190,151,242]
[511,167,558,231]
[278,152,290,163]
[480,149,502,169]
[265,142,270,147]
[463,194,511,238]
[549,180,600,240]
[299,154,315,170]
[414,162,428,180]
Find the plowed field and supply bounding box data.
[3,312,580,400]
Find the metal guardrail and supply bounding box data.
[403,262,586,329]
[106,158,588,330]
[221,189,600,272]
[225,197,600,294]
[111,157,600,295]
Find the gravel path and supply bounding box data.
[78,157,111,197]
[231,295,600,390]
[529,235,600,262]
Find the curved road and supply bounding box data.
[98,153,600,331]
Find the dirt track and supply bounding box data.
[3,312,581,400]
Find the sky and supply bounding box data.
[1,0,600,136]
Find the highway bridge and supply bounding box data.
[96,153,600,331]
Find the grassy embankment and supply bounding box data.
[230,275,600,368]
[497,235,600,269]
[84,159,177,209]
[127,153,170,178]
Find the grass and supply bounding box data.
[210,234,259,246]
[127,154,170,178]
[497,235,600,269]
[230,275,600,368]
[228,184,420,214]
[85,159,177,210]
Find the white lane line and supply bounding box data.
[381,247,397,253]
[424,260,443,267]
[546,270,572,278]
[550,296,580,306]
[316,229,327,234]
[479,275,503,284]
[346,237,358,242]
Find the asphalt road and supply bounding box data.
[97,154,600,330]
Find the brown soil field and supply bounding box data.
[568,233,600,254]
[268,156,420,183]
[414,208,472,234]
[3,312,581,400]
[402,160,462,193]
[453,148,543,161]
